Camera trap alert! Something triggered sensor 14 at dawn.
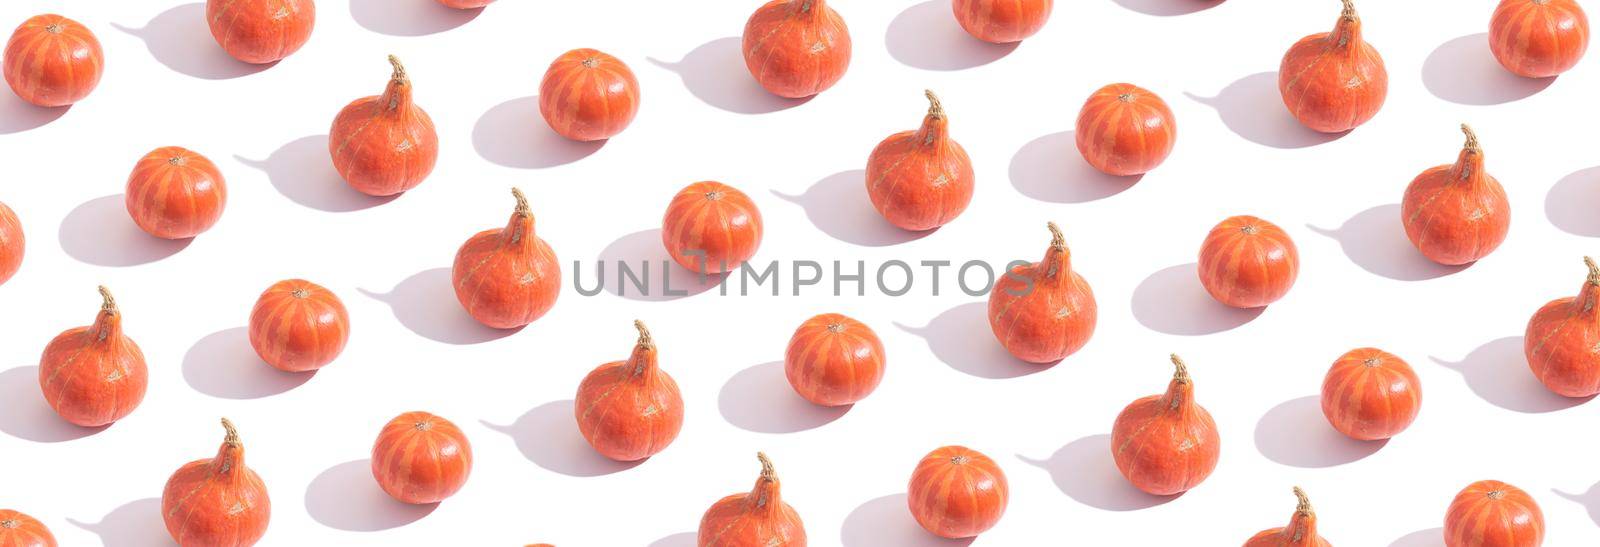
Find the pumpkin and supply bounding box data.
[698,453,806,546]
[1401,124,1510,266]
[1074,83,1176,176]
[662,181,763,275]
[124,147,227,240]
[247,279,349,373]
[907,445,1007,538]
[1525,257,1600,397]
[329,55,439,197]
[575,321,685,462]
[205,0,314,64]
[1445,480,1544,547]
[865,90,975,231]
[1490,0,1589,78]
[0,509,55,547]
[3,14,103,107]
[0,201,22,287]
[1278,0,1387,133]
[988,222,1097,363]
[1245,487,1331,547]
[162,418,271,547]
[437,0,494,7]
[784,313,885,406]
[1110,354,1220,496]
[371,411,473,504]
[1320,348,1421,441]
[538,48,640,142]
[1197,215,1299,308]
[38,286,146,427]
[452,188,561,329]
[742,0,851,98]
[952,0,1053,44]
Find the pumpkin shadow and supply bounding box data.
[895,302,1046,379]
[235,135,397,212]
[1554,481,1600,528]
[59,194,192,267]
[841,494,975,546]
[0,91,68,134]
[1010,131,1141,204]
[592,229,727,301]
[1308,204,1468,282]
[1431,336,1592,413]
[359,267,522,345]
[472,95,605,169]
[1546,166,1600,237]
[305,459,436,531]
[719,361,849,433]
[1018,434,1178,511]
[113,4,272,80]
[1422,33,1554,106]
[182,327,313,399]
[647,38,810,115]
[1254,396,1386,468]
[1185,72,1347,149]
[1388,527,1446,547]
[0,366,110,442]
[772,170,931,247]
[70,498,173,547]
[1112,0,1224,16]
[885,1,1018,71]
[481,400,644,477]
[1131,263,1263,335]
[350,0,481,37]
[648,532,698,547]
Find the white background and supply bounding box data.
[2,0,1599,545]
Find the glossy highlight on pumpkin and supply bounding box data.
[988,222,1096,363]
[539,49,640,142]
[698,453,806,547]
[38,286,147,427]
[330,55,439,197]
[1490,0,1589,78]
[248,279,349,373]
[953,0,1052,43]
[161,418,271,547]
[452,188,561,329]
[371,411,473,504]
[1445,480,1544,547]
[1075,83,1176,176]
[1279,0,1387,133]
[1197,215,1299,308]
[575,321,685,462]
[1320,348,1421,441]
[742,0,851,98]
[907,445,1008,538]
[1110,354,1220,496]
[784,313,885,406]
[662,181,763,275]
[1402,124,1510,266]
[0,509,56,547]
[1245,487,1331,547]
[1525,257,1600,397]
[206,0,315,64]
[0,201,22,286]
[3,14,103,107]
[125,147,227,240]
[866,90,974,232]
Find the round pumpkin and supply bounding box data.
[538,49,640,142]
[205,0,315,64]
[662,182,763,275]
[248,279,350,373]
[1320,348,1421,441]
[1445,480,1543,547]
[371,411,473,504]
[1197,215,1300,308]
[742,0,851,98]
[907,446,1007,538]
[0,201,23,287]
[124,147,227,240]
[952,0,1053,44]
[1074,83,1176,176]
[1490,0,1589,78]
[0,509,56,547]
[784,313,885,406]
[3,14,103,107]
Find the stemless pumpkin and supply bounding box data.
[1075,83,1176,176]
[162,419,270,547]
[1402,124,1510,266]
[329,56,439,197]
[1111,354,1221,496]
[0,509,55,547]
[206,0,315,64]
[539,49,640,142]
[124,147,227,240]
[784,313,885,406]
[372,411,473,504]
[452,188,561,329]
[1490,0,1589,78]
[575,321,685,462]
[742,0,851,98]
[1197,215,1299,308]
[988,222,1097,363]
[39,287,146,427]
[1320,348,1421,441]
[1245,487,1331,547]
[865,90,975,232]
[1445,480,1544,547]
[3,14,103,107]
[953,0,1053,43]
[248,279,349,373]
[698,453,806,547]
[907,446,1008,538]
[0,201,22,286]
[1525,257,1600,397]
[437,0,494,7]
[1279,0,1387,133]
[662,181,763,275]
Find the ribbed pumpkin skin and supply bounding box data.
[1278,1,1387,133]
[1197,215,1299,308]
[162,420,271,547]
[205,0,314,64]
[1320,348,1421,441]
[952,0,1053,43]
[699,454,806,547]
[452,189,561,329]
[1525,258,1600,397]
[371,412,473,504]
[784,313,885,406]
[329,57,438,197]
[247,279,349,373]
[1444,480,1544,547]
[742,0,851,98]
[3,14,103,107]
[988,223,1096,363]
[866,92,974,232]
[1402,127,1510,266]
[0,201,23,287]
[1111,356,1220,496]
[437,0,494,7]
[907,446,1008,539]
[1075,83,1176,176]
[575,322,684,462]
[39,288,146,427]
[125,147,227,240]
[0,509,56,547]
[1244,488,1331,547]
[662,182,763,275]
[1490,0,1589,78]
[539,49,640,142]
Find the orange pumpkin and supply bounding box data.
[124,147,227,240]
[1245,487,1331,547]
[1445,480,1543,547]
[38,287,146,427]
[452,188,561,329]
[1490,0,1589,78]
[1074,83,1176,176]
[162,419,271,547]
[1320,348,1421,441]
[1110,354,1220,496]
[0,509,56,547]
[1197,215,1299,308]
[953,0,1053,44]
[1402,124,1510,266]
[1525,257,1600,397]
[575,321,685,462]
[247,279,349,373]
[742,0,851,98]
[0,201,22,287]
[538,49,640,142]
[865,90,975,232]
[988,222,1096,363]
[3,14,103,107]
[907,446,1008,538]
[329,56,439,197]
[662,181,763,275]
[698,453,806,546]
[1279,0,1387,133]
[784,313,885,406]
[205,0,315,64]
[372,411,473,504]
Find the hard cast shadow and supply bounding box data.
[841,494,974,546]
[648,532,698,547]
[69,498,173,547]
[1432,336,1592,413]
[719,361,849,434]
[113,4,272,80]
[350,0,481,36]
[1112,0,1224,16]
[1308,204,1468,281]
[472,95,604,169]
[648,37,809,114]
[772,170,930,247]
[591,229,726,302]
[0,92,67,134]
[1018,434,1178,511]
[1254,396,1386,468]
[1009,131,1140,203]
[1131,263,1263,335]
[305,459,436,531]
[1186,72,1346,149]
[895,302,1046,379]
[59,195,191,267]
[359,267,521,345]
[1422,33,1553,106]
[0,366,109,442]
[885,1,1018,71]
[182,327,313,399]
[1554,480,1600,528]
[481,400,643,477]
[1389,528,1446,547]
[1546,166,1600,237]
[235,135,396,212]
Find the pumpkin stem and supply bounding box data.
[511,187,531,217]
[1170,353,1190,384]
[1340,0,1356,20]
[924,90,944,120]
[634,319,654,350]
[1460,124,1480,153]
[388,55,407,83]
[1294,486,1313,515]
[98,285,117,312]
[1047,222,1065,249]
[758,451,776,482]
[1586,256,1599,286]
[221,417,240,447]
